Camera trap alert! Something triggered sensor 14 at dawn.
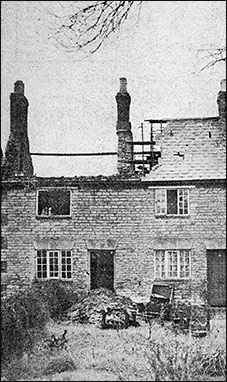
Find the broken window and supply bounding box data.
[36,250,72,279]
[1,261,7,273]
[155,188,189,215]
[37,189,71,217]
[154,250,191,279]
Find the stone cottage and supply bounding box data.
[1,78,226,309]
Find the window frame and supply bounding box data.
[155,188,190,216]
[154,249,191,280]
[36,188,72,218]
[36,249,73,280]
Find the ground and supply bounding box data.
[2,314,226,381]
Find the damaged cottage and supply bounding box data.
[1,78,226,318]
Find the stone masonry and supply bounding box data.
[1,177,225,302]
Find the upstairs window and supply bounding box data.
[154,250,191,279]
[36,250,72,280]
[155,188,189,216]
[37,189,71,217]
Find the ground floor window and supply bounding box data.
[36,250,72,279]
[154,249,191,279]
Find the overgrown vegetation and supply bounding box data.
[1,281,83,363]
[1,319,226,381]
[1,287,48,363]
[31,280,85,320]
[1,283,226,381]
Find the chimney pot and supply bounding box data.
[14,80,24,94]
[119,77,127,93]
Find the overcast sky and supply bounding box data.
[1,1,226,177]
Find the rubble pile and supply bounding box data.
[67,288,139,329]
[172,301,210,336]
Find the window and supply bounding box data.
[154,250,191,279]
[155,188,189,215]
[36,250,72,279]
[37,189,71,217]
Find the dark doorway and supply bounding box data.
[90,250,114,291]
[207,249,226,306]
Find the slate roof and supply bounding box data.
[144,116,226,181]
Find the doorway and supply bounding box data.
[90,250,114,291]
[207,249,226,306]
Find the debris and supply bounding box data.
[43,329,68,350]
[143,283,174,322]
[67,288,139,329]
[171,301,210,335]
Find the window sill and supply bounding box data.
[155,215,190,218]
[36,215,72,220]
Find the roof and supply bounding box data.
[144,116,226,181]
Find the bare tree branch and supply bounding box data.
[42,0,225,68]
[46,1,144,54]
[197,46,226,72]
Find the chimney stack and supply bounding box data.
[3,81,34,179]
[217,79,226,120]
[116,78,133,175]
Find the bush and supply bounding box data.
[145,325,226,381]
[1,281,83,363]
[1,287,48,362]
[31,280,83,320]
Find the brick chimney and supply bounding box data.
[116,78,133,175]
[217,79,226,120]
[3,81,34,179]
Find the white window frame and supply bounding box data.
[154,249,191,279]
[36,250,73,280]
[36,188,72,217]
[155,188,189,216]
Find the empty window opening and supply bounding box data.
[36,250,72,279]
[37,189,71,216]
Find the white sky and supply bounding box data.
[1,1,226,176]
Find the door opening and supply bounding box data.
[90,250,114,291]
[207,249,226,307]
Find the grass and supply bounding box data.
[1,317,226,381]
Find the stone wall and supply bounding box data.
[1,180,226,303]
